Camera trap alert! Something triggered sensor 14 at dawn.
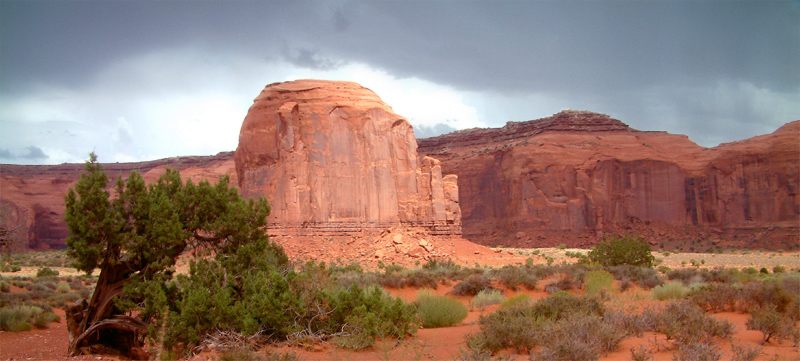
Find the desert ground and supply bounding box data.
[1,247,799,361]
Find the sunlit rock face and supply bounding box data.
[418,111,799,250]
[234,79,461,236]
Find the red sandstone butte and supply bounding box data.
[418,111,800,250]
[234,80,461,236]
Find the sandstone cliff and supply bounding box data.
[0,153,235,250]
[234,80,461,236]
[418,111,799,250]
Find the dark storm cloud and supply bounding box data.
[0,0,798,161]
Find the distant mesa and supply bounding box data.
[0,80,797,252]
[234,79,461,236]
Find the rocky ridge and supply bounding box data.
[418,111,799,250]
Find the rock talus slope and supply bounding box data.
[418,111,799,250]
[234,80,461,236]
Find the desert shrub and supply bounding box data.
[652,281,689,300]
[0,263,21,272]
[490,265,537,290]
[746,306,800,344]
[217,349,299,361]
[773,265,786,273]
[740,282,798,318]
[470,289,504,310]
[606,265,663,289]
[730,344,761,361]
[687,283,740,312]
[0,281,9,293]
[35,267,59,278]
[672,342,721,361]
[588,235,654,267]
[416,291,467,328]
[630,345,654,361]
[531,313,627,361]
[451,274,494,296]
[500,293,531,309]
[583,269,614,296]
[647,301,732,345]
[0,304,58,331]
[544,276,578,294]
[56,282,71,293]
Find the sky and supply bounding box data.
[0,0,798,165]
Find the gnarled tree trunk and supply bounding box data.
[66,262,148,359]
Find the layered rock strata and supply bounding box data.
[0,153,235,250]
[234,80,461,236]
[418,111,799,250]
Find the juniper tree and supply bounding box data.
[64,153,285,357]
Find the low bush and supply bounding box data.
[217,349,299,361]
[652,281,689,301]
[35,267,59,278]
[630,345,654,361]
[646,301,732,345]
[687,283,740,312]
[730,344,761,361]
[607,265,663,289]
[672,342,721,361]
[500,293,531,309]
[451,274,494,296]
[583,269,614,296]
[531,313,628,361]
[0,281,9,293]
[475,292,604,353]
[746,306,800,345]
[416,291,467,328]
[470,289,504,310]
[0,263,21,272]
[588,235,654,267]
[490,265,537,290]
[0,304,59,331]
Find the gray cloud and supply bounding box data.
[414,123,457,139]
[0,146,48,161]
[0,0,798,162]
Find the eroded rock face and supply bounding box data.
[234,80,461,236]
[0,153,236,250]
[418,111,799,250]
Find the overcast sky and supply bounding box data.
[1,0,798,164]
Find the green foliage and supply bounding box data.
[65,153,288,350]
[729,344,761,361]
[416,291,467,328]
[500,294,531,309]
[583,269,614,296]
[588,235,655,267]
[470,289,504,310]
[35,267,59,278]
[652,281,689,301]
[0,304,58,331]
[0,262,21,272]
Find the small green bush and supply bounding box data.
[470,289,504,310]
[531,313,628,361]
[588,235,654,267]
[652,281,689,301]
[607,265,663,289]
[0,263,21,272]
[772,265,786,273]
[0,281,9,293]
[584,269,614,296]
[416,291,467,328]
[500,294,531,309]
[36,267,59,278]
[451,274,494,296]
[0,304,59,331]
